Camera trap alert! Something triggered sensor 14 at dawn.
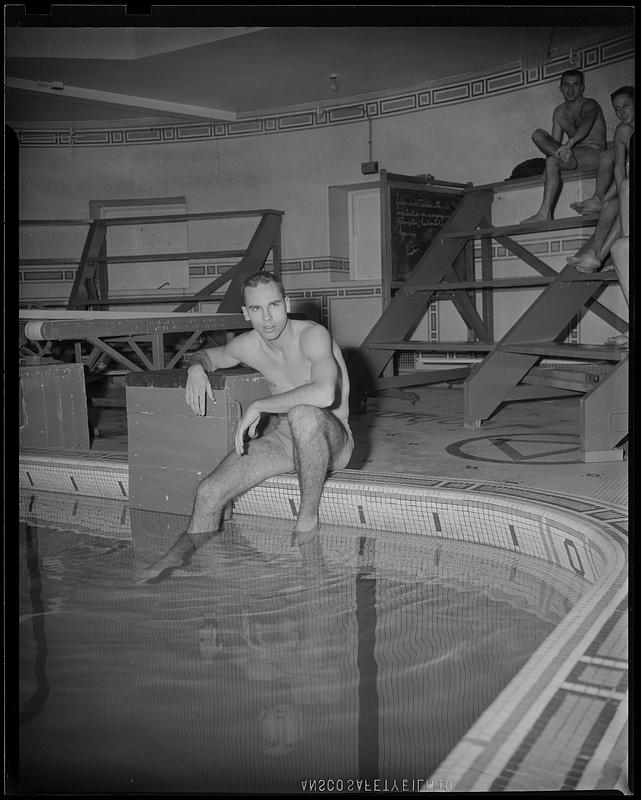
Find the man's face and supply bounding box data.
[560,75,584,102]
[612,93,635,126]
[242,283,290,341]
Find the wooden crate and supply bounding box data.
[19,361,90,450]
[126,367,268,514]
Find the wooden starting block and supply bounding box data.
[126,367,268,515]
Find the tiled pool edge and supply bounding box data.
[18,447,628,793]
[18,447,628,532]
[425,525,627,792]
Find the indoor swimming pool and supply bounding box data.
[17,496,592,794]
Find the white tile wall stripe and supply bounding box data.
[559,683,626,701]
[580,655,628,668]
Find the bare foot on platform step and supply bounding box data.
[573,197,602,216]
[520,212,551,225]
[605,333,628,348]
[575,251,602,273]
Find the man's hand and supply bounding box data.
[185,364,215,416]
[556,142,574,163]
[234,402,262,455]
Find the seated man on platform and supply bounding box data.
[521,69,606,224]
[570,86,634,217]
[568,86,634,271]
[137,271,354,582]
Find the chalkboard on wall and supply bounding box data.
[390,187,462,282]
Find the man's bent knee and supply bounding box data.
[287,404,325,434]
[611,237,629,266]
[195,474,225,505]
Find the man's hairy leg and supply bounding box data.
[288,405,349,544]
[136,439,293,583]
[521,154,563,223]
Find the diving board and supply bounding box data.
[20,310,250,341]
[20,310,251,372]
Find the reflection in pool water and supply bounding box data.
[18,507,588,794]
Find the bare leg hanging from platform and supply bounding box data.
[574,196,620,272]
[570,146,616,215]
[605,178,629,348]
[521,130,601,224]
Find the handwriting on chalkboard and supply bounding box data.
[390,188,461,281]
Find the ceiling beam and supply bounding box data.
[6,77,237,122]
[6,27,270,60]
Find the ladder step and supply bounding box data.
[89,396,127,408]
[522,374,595,393]
[364,340,494,352]
[505,384,579,401]
[440,214,598,241]
[499,342,628,361]
[394,272,618,293]
[373,367,470,390]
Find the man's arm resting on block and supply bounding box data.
[185,341,244,416]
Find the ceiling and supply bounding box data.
[5,7,633,130]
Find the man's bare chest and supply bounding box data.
[559,111,581,133]
[247,350,311,392]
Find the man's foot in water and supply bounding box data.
[290,522,321,547]
[135,529,219,583]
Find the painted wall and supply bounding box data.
[17,34,634,349]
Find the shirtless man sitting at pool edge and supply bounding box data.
[137,271,353,583]
[521,69,606,224]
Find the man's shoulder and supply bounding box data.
[227,329,259,353]
[292,318,326,336]
[614,121,633,141]
[581,97,604,111]
[294,319,335,352]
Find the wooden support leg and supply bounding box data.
[150,333,164,370]
[579,360,627,462]
[464,350,539,427]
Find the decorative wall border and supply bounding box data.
[19,256,350,299]
[18,268,379,332]
[14,34,633,148]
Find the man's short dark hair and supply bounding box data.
[611,85,634,103]
[241,271,285,303]
[560,69,585,84]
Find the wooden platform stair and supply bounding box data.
[462,261,628,461]
[358,186,495,390]
[357,185,628,462]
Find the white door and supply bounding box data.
[348,189,381,280]
[101,203,190,292]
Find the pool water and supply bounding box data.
[18,507,588,794]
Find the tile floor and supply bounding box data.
[90,382,628,509]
